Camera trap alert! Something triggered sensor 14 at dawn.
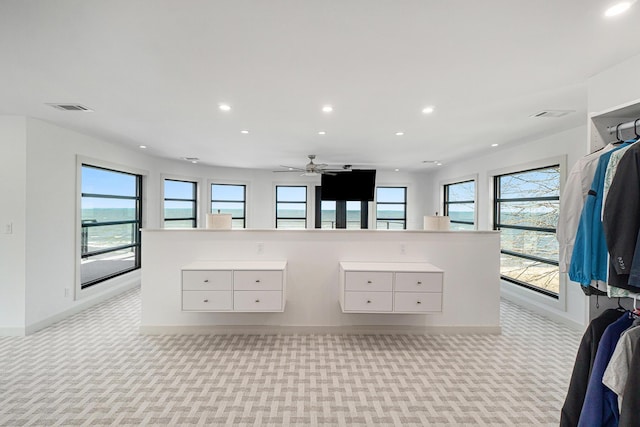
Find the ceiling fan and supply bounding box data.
[273,155,351,176]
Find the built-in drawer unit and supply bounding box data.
[344,291,393,312]
[393,292,442,313]
[344,271,393,292]
[233,270,283,291]
[182,290,233,311]
[339,262,444,314]
[182,270,233,291]
[181,261,287,313]
[234,290,283,311]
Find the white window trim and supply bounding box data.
[161,173,202,228]
[439,174,479,230]
[75,156,149,301]
[488,155,567,312]
[208,179,251,228]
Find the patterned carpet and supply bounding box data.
[0,288,581,426]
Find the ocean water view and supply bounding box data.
[82,207,560,293]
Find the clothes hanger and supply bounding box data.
[615,123,623,144]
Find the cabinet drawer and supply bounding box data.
[393,292,442,312]
[234,290,283,311]
[395,272,442,292]
[344,271,393,292]
[182,270,232,291]
[182,290,233,311]
[234,270,283,291]
[344,291,393,312]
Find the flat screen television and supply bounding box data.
[320,169,376,201]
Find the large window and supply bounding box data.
[211,184,246,228]
[276,186,307,229]
[376,187,406,229]
[164,179,197,228]
[314,187,368,229]
[494,165,560,297]
[80,165,142,289]
[443,180,476,230]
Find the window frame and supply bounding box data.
[275,185,308,229]
[493,164,560,299]
[375,186,407,230]
[442,178,477,230]
[78,159,145,295]
[314,186,369,229]
[210,182,247,229]
[163,178,198,228]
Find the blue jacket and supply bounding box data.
[569,144,631,287]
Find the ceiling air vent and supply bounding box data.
[47,103,93,112]
[530,110,574,118]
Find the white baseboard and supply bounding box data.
[25,280,139,335]
[501,288,584,331]
[0,327,26,336]
[140,324,502,335]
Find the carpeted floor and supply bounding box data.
[0,287,581,426]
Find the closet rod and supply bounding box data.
[606,118,640,134]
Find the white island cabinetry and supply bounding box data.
[140,229,501,335]
[339,262,443,313]
[181,261,286,312]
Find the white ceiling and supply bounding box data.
[2,0,640,171]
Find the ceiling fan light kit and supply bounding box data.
[274,154,354,176]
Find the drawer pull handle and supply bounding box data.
[204,299,209,303]
[204,279,209,283]
[417,301,422,304]
[367,280,372,284]
[366,300,372,304]
[417,281,422,285]
[255,299,260,303]
[255,279,261,283]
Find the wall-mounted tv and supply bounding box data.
[320,169,376,201]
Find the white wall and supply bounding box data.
[421,125,588,328]
[589,52,640,114]
[0,116,431,334]
[0,116,27,335]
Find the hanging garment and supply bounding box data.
[577,312,633,427]
[561,309,629,427]
[603,142,640,291]
[603,142,640,296]
[570,144,632,292]
[602,324,640,411]
[558,143,616,274]
[618,343,640,427]
[601,143,632,221]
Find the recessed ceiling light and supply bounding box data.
[605,1,634,16]
[435,162,443,166]
[139,145,147,149]
[322,105,333,113]
[422,106,435,114]
[394,168,400,172]
[240,130,249,134]
[318,131,326,135]
[219,103,231,111]
[395,132,404,136]
[191,160,198,164]
[491,143,499,147]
